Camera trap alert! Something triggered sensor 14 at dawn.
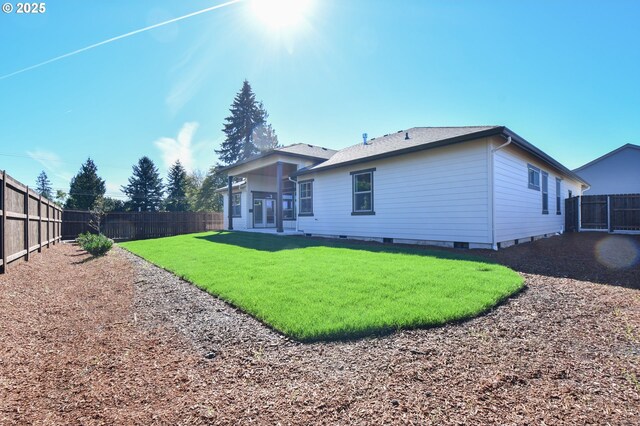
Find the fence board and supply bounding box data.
[62,210,223,241]
[0,170,62,274]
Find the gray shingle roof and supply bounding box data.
[301,126,500,173]
[276,143,337,159]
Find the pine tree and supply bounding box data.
[65,158,106,210]
[194,166,226,211]
[216,80,267,165]
[253,101,280,152]
[35,171,53,199]
[165,160,190,211]
[122,156,164,212]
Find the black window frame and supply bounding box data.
[555,178,562,215]
[231,192,241,218]
[528,164,541,190]
[298,179,314,216]
[541,171,549,214]
[351,168,376,215]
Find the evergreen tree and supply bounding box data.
[65,158,106,210]
[122,156,164,212]
[102,197,126,212]
[185,169,205,211]
[194,166,226,212]
[216,80,274,165]
[35,171,53,199]
[54,189,67,207]
[165,160,190,211]
[253,101,280,152]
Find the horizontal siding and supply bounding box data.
[493,141,582,242]
[298,139,491,243]
[222,191,249,230]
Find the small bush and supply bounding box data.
[76,232,113,257]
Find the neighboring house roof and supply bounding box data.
[214,179,246,193]
[573,143,640,172]
[219,143,337,172]
[293,126,589,186]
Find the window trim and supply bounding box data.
[555,177,562,215]
[527,164,541,191]
[231,192,242,218]
[298,179,314,216]
[541,171,549,214]
[351,168,375,215]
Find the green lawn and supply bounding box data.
[120,231,524,341]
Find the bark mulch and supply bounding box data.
[1,235,639,425]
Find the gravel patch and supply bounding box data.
[1,234,639,424]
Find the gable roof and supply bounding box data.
[219,143,337,172]
[293,126,588,186]
[573,143,640,172]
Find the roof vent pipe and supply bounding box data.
[405,132,410,140]
[362,133,368,145]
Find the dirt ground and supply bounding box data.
[1,233,639,425]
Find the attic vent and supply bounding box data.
[405,132,410,140]
[322,147,327,150]
[384,134,389,137]
[397,130,403,133]
[307,144,313,147]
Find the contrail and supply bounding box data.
[0,0,242,80]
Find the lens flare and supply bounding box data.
[594,235,640,269]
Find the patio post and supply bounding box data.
[227,175,233,230]
[276,161,283,233]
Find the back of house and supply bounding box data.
[219,126,588,249]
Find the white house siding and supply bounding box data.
[222,190,249,230]
[492,140,582,244]
[297,139,492,246]
[574,146,640,195]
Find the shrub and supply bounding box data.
[76,232,113,257]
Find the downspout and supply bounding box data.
[288,176,299,232]
[490,136,512,250]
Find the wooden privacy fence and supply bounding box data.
[565,194,640,233]
[62,210,224,241]
[1,170,62,274]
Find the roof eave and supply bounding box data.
[219,150,334,174]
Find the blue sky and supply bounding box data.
[1,0,639,200]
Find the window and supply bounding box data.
[556,178,562,215]
[351,168,375,215]
[299,180,313,215]
[231,193,241,217]
[541,171,549,214]
[283,193,295,219]
[528,164,540,190]
[282,179,296,220]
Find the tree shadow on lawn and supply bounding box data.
[194,231,498,264]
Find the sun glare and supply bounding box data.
[250,0,314,32]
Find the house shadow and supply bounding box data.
[472,233,640,290]
[194,231,498,263]
[195,231,640,290]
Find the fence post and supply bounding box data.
[24,186,30,261]
[1,171,6,273]
[577,196,581,232]
[38,196,42,253]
